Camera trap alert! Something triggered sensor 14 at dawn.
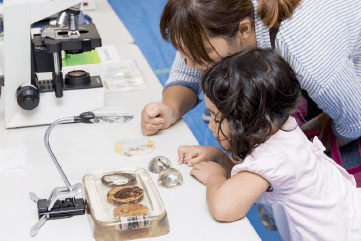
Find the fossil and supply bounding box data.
[113,204,149,217]
[107,185,144,205]
[101,173,137,187]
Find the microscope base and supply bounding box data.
[5,83,104,128]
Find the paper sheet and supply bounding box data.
[0,145,27,172]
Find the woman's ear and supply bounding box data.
[235,18,256,49]
[238,18,252,41]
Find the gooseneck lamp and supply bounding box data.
[29,107,134,237]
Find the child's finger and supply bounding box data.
[189,168,205,185]
[184,152,199,165]
[192,163,202,170]
[189,167,198,177]
[177,145,189,164]
[187,156,204,167]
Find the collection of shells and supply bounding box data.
[99,155,182,229]
[101,173,149,219]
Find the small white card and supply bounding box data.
[0,145,27,172]
[95,45,122,64]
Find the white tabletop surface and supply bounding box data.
[0,40,260,241]
[82,0,134,45]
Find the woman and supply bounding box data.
[141,0,361,149]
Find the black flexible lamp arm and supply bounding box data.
[74,111,96,123]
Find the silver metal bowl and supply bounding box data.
[158,168,183,188]
[148,156,172,174]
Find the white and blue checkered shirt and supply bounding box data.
[164,0,361,141]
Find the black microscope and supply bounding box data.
[17,6,103,110]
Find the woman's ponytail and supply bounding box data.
[257,0,301,28]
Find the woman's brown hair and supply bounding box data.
[160,0,301,65]
[258,0,301,28]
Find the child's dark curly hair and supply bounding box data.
[202,48,301,160]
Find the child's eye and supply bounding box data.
[210,114,220,124]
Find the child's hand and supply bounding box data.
[177,145,223,166]
[190,161,227,186]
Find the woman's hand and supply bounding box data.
[141,102,176,136]
[301,113,352,152]
[190,161,227,186]
[177,145,224,166]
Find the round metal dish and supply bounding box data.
[158,168,183,188]
[148,156,172,174]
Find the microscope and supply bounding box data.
[3,0,104,128]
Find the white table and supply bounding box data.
[82,0,134,45]
[0,44,260,241]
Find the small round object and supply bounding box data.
[148,156,172,174]
[16,86,40,110]
[158,168,183,188]
[115,137,155,157]
[113,204,149,217]
[79,111,95,123]
[65,70,91,86]
[107,185,144,205]
[101,173,137,187]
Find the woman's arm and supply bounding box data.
[301,113,352,153]
[162,51,203,120]
[162,85,198,122]
[141,51,202,135]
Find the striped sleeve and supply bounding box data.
[163,51,203,96]
[253,0,361,140]
[317,60,361,141]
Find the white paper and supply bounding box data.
[0,145,27,172]
[95,45,122,64]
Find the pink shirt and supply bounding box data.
[231,117,361,240]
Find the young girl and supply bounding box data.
[178,48,361,240]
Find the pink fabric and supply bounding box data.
[291,95,361,187]
[290,95,308,126]
[231,117,361,240]
[320,119,361,187]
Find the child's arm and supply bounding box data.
[190,161,270,222]
[178,145,235,174]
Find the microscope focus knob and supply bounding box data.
[16,86,40,110]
